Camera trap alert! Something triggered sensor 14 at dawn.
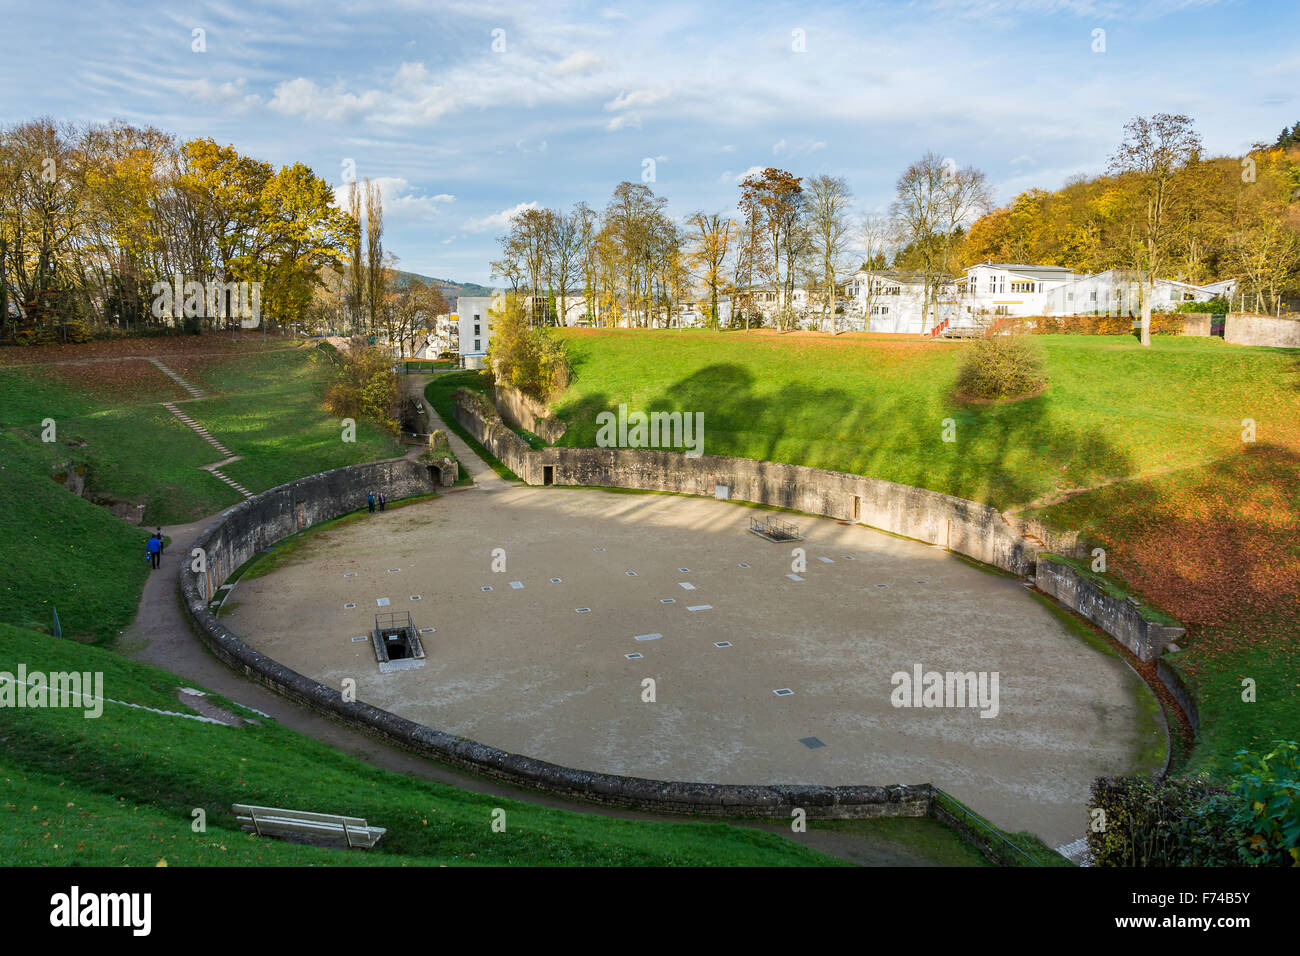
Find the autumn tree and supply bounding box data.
[1108,113,1204,345]
[686,211,734,330]
[890,153,990,332]
[738,168,803,330]
[364,177,385,336]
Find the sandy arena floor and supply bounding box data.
[224,484,1161,846]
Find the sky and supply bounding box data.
[2,0,1298,285]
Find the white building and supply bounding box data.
[1041,270,1232,315]
[454,293,504,369]
[840,271,961,333]
[840,262,1233,334]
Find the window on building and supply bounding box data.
[474,324,481,335]
[474,339,481,351]
[994,305,1010,315]
[1089,291,1098,301]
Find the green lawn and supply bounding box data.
[0,623,846,866]
[552,331,1297,509]
[0,344,404,639]
[0,431,151,643]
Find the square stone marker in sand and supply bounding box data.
[376,598,390,607]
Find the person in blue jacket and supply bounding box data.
[367,491,376,513]
[146,533,162,569]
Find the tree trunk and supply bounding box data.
[1140,277,1152,347]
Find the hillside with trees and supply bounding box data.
[960,120,1300,317]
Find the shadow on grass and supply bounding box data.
[555,361,1136,509]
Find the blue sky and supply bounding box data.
[2,0,1297,284]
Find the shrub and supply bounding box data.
[953,334,1048,400]
[1177,297,1230,313]
[1089,776,1238,866]
[486,293,572,400]
[322,343,399,433]
[1226,740,1300,866]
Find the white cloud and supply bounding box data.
[721,165,766,185]
[463,201,539,233]
[331,177,454,221]
[172,78,261,112]
[606,113,641,131]
[604,87,672,111]
[269,77,382,122]
[772,139,787,154]
[553,50,603,75]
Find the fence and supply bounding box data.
[929,787,1041,866]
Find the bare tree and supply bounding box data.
[686,211,734,329]
[853,213,891,333]
[891,153,990,333]
[364,177,384,336]
[805,174,854,332]
[1108,113,1203,346]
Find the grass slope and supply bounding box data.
[0,624,847,866]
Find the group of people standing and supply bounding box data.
[367,491,387,513]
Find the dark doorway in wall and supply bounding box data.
[852,495,861,521]
[543,465,554,486]
[427,464,441,486]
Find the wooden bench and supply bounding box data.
[233,804,386,849]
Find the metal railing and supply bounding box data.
[930,786,1041,867]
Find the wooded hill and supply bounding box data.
[958,143,1300,311]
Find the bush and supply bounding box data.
[1005,313,1188,335]
[1089,776,1239,867]
[1177,297,1230,313]
[322,343,399,433]
[486,293,572,400]
[1226,740,1300,866]
[953,334,1048,400]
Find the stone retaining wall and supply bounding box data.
[188,458,437,603]
[1033,557,1186,663]
[179,459,933,820]
[455,389,1040,576]
[455,389,1197,712]
[493,384,568,443]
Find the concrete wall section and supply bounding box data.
[190,458,437,602]
[1033,557,1185,663]
[1225,313,1300,348]
[529,447,1038,576]
[493,384,567,443]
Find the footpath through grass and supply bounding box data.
[0,623,845,867]
[0,335,404,641]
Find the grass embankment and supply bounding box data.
[0,337,404,641]
[544,330,1300,778]
[0,623,848,866]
